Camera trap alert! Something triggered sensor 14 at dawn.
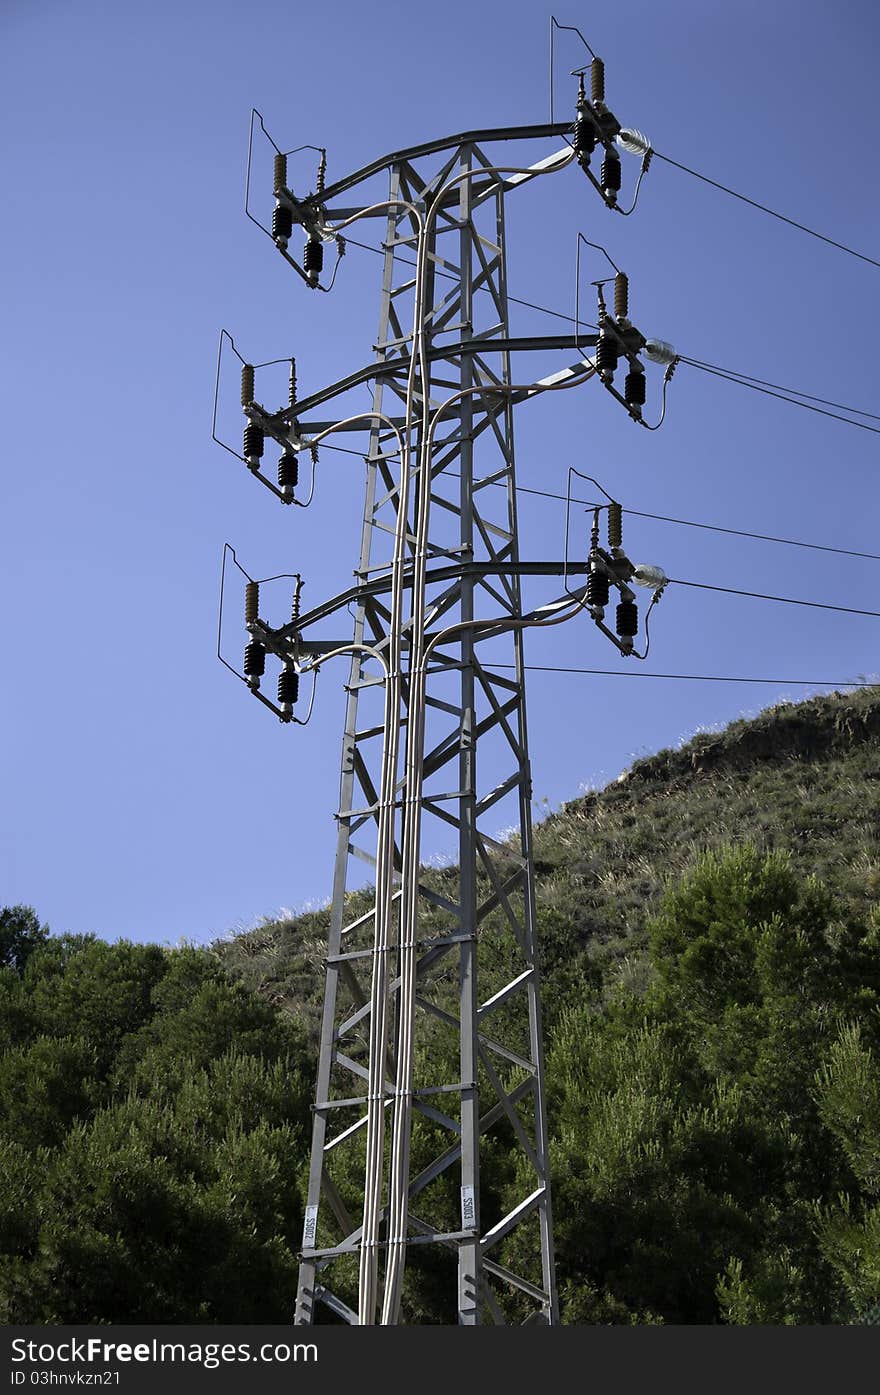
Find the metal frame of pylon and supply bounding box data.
[222,115,651,1322]
[219,45,674,1310]
[282,126,598,1327]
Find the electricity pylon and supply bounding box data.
[296,127,584,1328]
[219,69,671,1324]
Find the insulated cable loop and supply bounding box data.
[245,110,278,239]
[563,467,610,603]
[212,331,257,467]
[549,15,597,121]
[638,356,680,430]
[613,147,654,217]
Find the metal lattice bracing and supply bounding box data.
[293,140,565,1326]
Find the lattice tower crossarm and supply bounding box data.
[293,136,577,1327]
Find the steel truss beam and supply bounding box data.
[294,137,565,1326]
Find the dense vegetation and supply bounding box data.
[4,687,880,1323]
[0,910,310,1322]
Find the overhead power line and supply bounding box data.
[514,665,875,687]
[345,234,590,327]
[679,359,880,424]
[669,577,880,619]
[618,506,880,565]
[550,17,880,272]
[682,358,880,436]
[651,150,880,272]
[345,238,880,434]
[311,438,880,565]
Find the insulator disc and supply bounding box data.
[586,569,610,607]
[272,204,293,240]
[616,600,638,638]
[244,581,259,625]
[244,641,266,677]
[625,371,646,407]
[278,453,299,489]
[278,668,300,706]
[243,423,264,460]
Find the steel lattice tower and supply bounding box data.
[293,132,579,1326]
[223,93,666,1323]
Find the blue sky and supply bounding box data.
[2,0,878,945]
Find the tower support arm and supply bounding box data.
[319,122,573,204]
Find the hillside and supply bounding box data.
[5,685,880,1325]
[215,686,880,1026]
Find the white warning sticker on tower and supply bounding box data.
[303,1204,319,1247]
[461,1185,476,1229]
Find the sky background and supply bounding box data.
[2,0,878,946]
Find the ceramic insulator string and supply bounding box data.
[244,581,259,625]
[608,500,623,549]
[591,56,605,103]
[241,364,255,406]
